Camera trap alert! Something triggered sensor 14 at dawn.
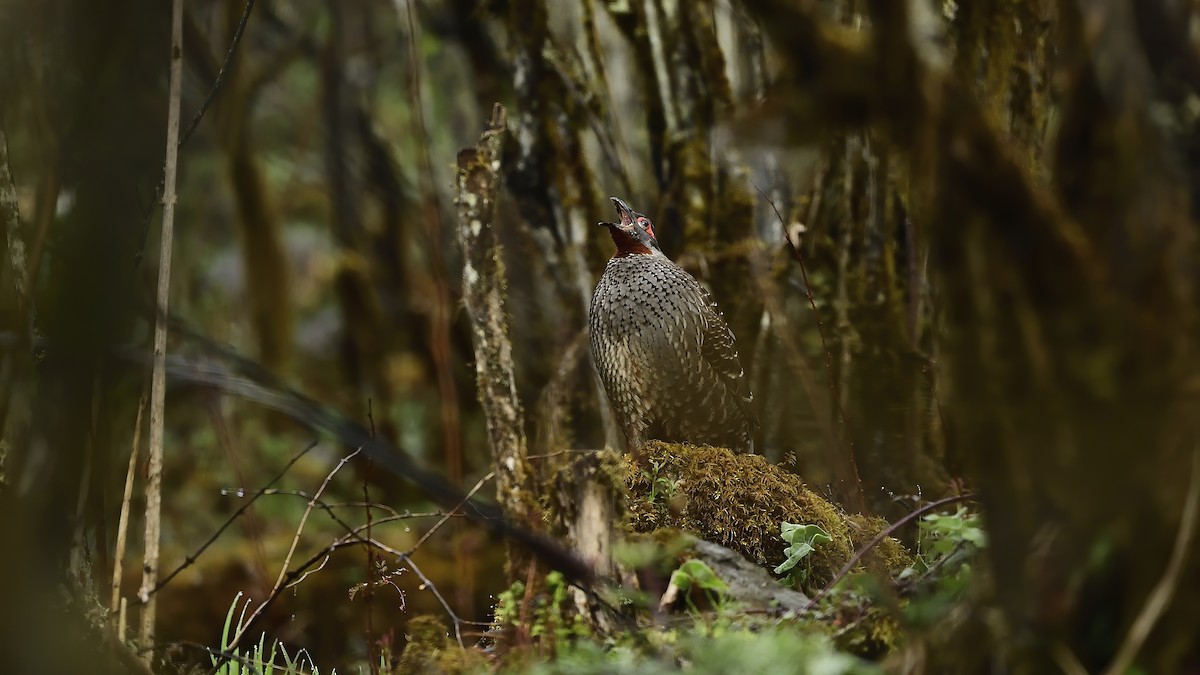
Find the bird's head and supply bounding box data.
[599,196,661,257]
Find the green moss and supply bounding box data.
[845,512,910,571]
[833,606,904,658]
[397,615,489,675]
[625,442,912,592]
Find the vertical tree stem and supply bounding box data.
[138,0,184,658]
[454,105,532,551]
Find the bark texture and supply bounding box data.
[454,105,531,524]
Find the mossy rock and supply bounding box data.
[625,441,911,591]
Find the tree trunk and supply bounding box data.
[454,105,537,577]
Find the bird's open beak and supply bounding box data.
[610,196,635,226]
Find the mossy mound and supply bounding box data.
[625,442,911,591]
[397,615,490,674]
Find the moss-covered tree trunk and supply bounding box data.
[745,0,1200,669]
[455,106,539,580]
[0,0,166,670]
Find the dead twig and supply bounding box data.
[230,447,363,649]
[223,486,492,658]
[394,0,463,489]
[111,383,149,619]
[257,489,410,518]
[206,395,271,592]
[412,470,496,554]
[140,326,593,582]
[401,553,469,649]
[362,415,376,674]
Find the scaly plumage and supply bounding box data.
[589,197,756,452]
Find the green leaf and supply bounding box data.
[775,522,832,575]
[670,559,729,594]
[919,507,986,562]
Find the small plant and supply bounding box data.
[669,559,731,614]
[641,459,682,507]
[212,592,331,675]
[897,506,987,627]
[535,571,589,642]
[493,571,588,647]
[919,505,986,560]
[899,505,987,582]
[774,522,833,587]
[493,579,524,627]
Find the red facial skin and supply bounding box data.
[605,196,658,256]
[608,226,654,257]
[635,215,655,240]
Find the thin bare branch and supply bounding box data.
[212,469,500,662]
[178,0,258,147]
[412,470,496,553]
[393,0,463,488]
[401,553,467,649]
[230,447,362,649]
[111,383,149,617]
[258,489,408,517]
[145,326,592,582]
[140,440,320,600]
